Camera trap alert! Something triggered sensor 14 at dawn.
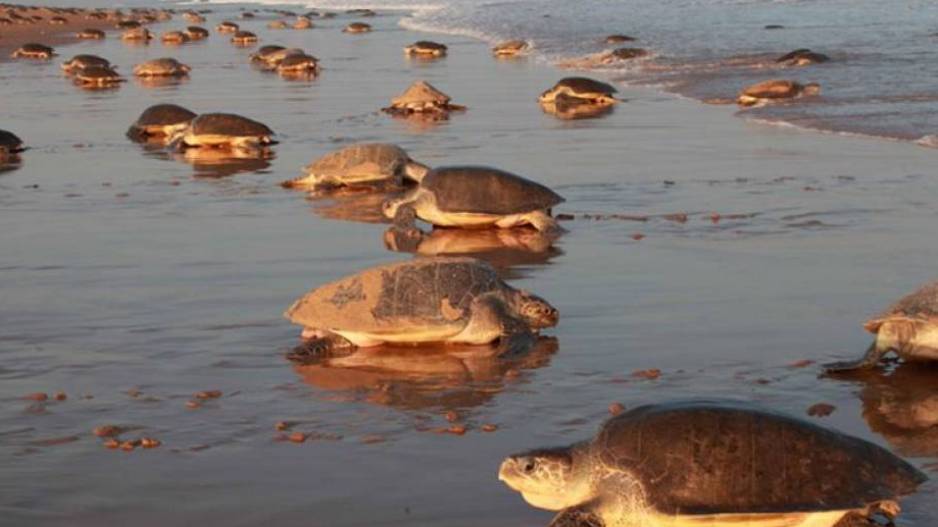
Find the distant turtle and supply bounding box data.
[11,43,56,59]
[61,54,111,73]
[255,47,305,69]
[185,26,209,40]
[183,11,205,24]
[383,166,564,232]
[277,54,319,75]
[493,40,528,57]
[0,130,25,157]
[292,16,312,29]
[268,20,287,30]
[133,57,191,77]
[126,103,197,141]
[161,30,189,44]
[343,22,371,33]
[76,28,105,39]
[216,21,239,33]
[826,280,938,372]
[73,66,124,87]
[776,48,830,66]
[737,79,820,106]
[169,113,275,150]
[231,30,258,44]
[539,77,618,105]
[383,80,465,116]
[250,45,286,62]
[499,400,927,527]
[404,40,447,57]
[604,34,635,44]
[283,143,429,191]
[116,20,141,29]
[121,27,153,41]
[609,47,647,60]
[283,257,558,359]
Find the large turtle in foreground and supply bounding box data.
[499,400,927,527]
[282,143,429,191]
[168,113,275,150]
[826,280,938,372]
[383,166,565,232]
[284,257,558,361]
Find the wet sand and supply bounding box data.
[1,5,937,527]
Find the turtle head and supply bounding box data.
[498,446,591,510]
[511,290,559,330]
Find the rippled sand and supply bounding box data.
[0,6,936,527]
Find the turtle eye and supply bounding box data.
[522,458,537,474]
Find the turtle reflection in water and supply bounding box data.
[855,366,938,458]
[292,336,557,411]
[500,400,927,527]
[284,257,558,361]
[173,147,273,178]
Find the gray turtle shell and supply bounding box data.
[868,281,938,327]
[0,130,24,151]
[65,54,110,68]
[592,401,926,515]
[555,77,617,95]
[78,66,121,79]
[411,40,447,51]
[252,45,285,60]
[307,143,409,178]
[135,104,197,127]
[21,43,55,54]
[189,113,273,137]
[422,166,564,215]
[279,54,317,67]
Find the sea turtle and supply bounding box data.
[382,80,466,116]
[61,54,111,73]
[121,27,153,41]
[183,11,205,24]
[737,79,820,106]
[404,40,447,57]
[133,57,191,77]
[76,28,105,39]
[216,21,239,33]
[161,30,189,44]
[276,54,319,74]
[825,280,938,372]
[493,40,528,57]
[73,65,124,87]
[185,26,209,40]
[283,257,558,359]
[382,166,564,232]
[499,400,927,527]
[776,48,830,66]
[250,45,286,62]
[11,43,56,59]
[292,16,312,29]
[540,94,615,120]
[116,19,141,29]
[0,130,25,157]
[126,103,197,141]
[169,113,275,150]
[231,30,258,44]
[539,77,618,105]
[604,34,635,44]
[343,22,371,33]
[268,20,287,30]
[283,143,429,191]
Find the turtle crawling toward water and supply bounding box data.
[404,40,447,58]
[499,400,927,527]
[185,26,209,40]
[161,30,190,44]
[126,104,197,142]
[383,81,466,117]
[61,54,111,73]
[76,28,105,39]
[231,30,258,45]
[282,143,428,191]
[737,79,820,106]
[276,54,319,75]
[826,280,938,372]
[11,43,56,59]
[343,22,371,33]
[73,66,124,88]
[492,40,529,57]
[539,77,618,105]
[133,57,190,77]
[383,166,564,232]
[776,48,830,66]
[284,257,558,360]
[121,27,153,41]
[169,113,275,151]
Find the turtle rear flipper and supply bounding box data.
[823,342,885,374]
[549,507,604,527]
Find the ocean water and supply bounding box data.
[185,0,938,145]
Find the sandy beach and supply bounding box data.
[1,4,937,526]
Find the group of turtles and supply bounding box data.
[4,7,937,527]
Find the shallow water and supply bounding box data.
[1,6,937,527]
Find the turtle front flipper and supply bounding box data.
[287,334,354,363]
[823,342,886,374]
[548,507,604,527]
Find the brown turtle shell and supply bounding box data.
[422,166,564,215]
[740,79,803,99]
[865,281,938,332]
[134,104,197,127]
[189,113,273,137]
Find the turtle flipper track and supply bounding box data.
[286,335,354,363]
[549,507,604,527]
[823,342,885,374]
